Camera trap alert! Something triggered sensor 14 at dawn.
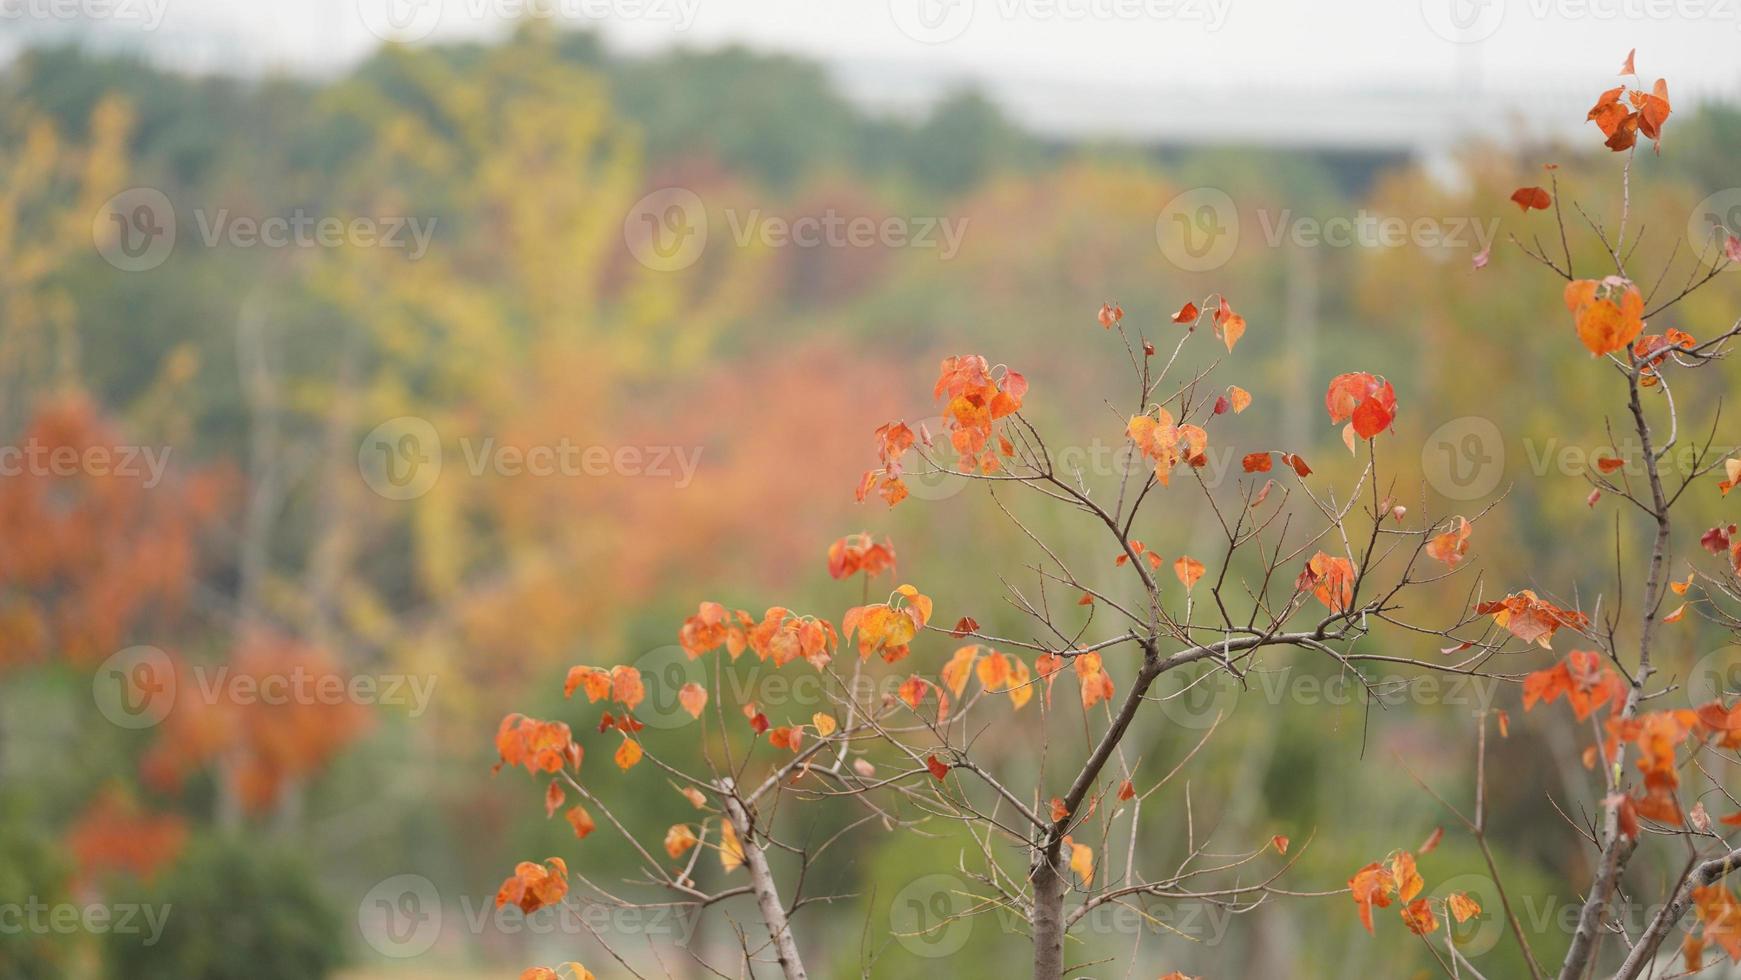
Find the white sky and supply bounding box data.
[5,0,1739,132]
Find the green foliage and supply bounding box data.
[0,794,73,980]
[101,836,342,980]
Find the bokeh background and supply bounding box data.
[4,1,1741,976]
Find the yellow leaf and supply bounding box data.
[1067,836,1094,885]
[614,737,643,771]
[812,712,838,737]
[719,819,744,872]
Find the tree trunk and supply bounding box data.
[1030,844,1067,980]
[720,785,808,980]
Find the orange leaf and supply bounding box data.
[1448,892,1481,924]
[1118,780,1136,802]
[1510,186,1552,211]
[678,682,708,719]
[1401,898,1439,936]
[1242,452,1273,473]
[564,805,595,840]
[614,738,643,771]
[1418,826,1444,855]
[926,755,949,780]
[1271,834,1290,855]
[1173,556,1206,591]
[664,824,698,859]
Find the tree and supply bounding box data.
[489,49,1741,980]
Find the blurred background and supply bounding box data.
[4,1,1741,976]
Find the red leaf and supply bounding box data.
[1510,186,1552,211]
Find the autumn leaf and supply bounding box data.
[1479,590,1588,649]
[1067,836,1094,884]
[926,755,949,780]
[545,780,565,819]
[1418,826,1444,855]
[1118,780,1136,802]
[1172,301,1199,324]
[1401,898,1439,936]
[1228,385,1252,413]
[1242,452,1272,473]
[1173,556,1206,591]
[1510,186,1551,211]
[940,646,978,697]
[1348,861,1397,933]
[1097,302,1123,328]
[1296,552,1357,612]
[827,533,897,580]
[1271,834,1290,855]
[564,665,613,701]
[1051,797,1070,821]
[1565,279,1645,357]
[1075,652,1115,710]
[1389,851,1423,903]
[812,712,838,737]
[950,616,979,637]
[1324,373,1398,441]
[767,726,804,752]
[664,824,699,859]
[565,805,595,840]
[1447,892,1482,924]
[521,965,595,980]
[678,682,708,719]
[1213,298,1246,353]
[614,737,643,771]
[1425,517,1472,569]
[719,819,744,872]
[496,857,569,914]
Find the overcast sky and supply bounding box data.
[5,0,1738,130]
